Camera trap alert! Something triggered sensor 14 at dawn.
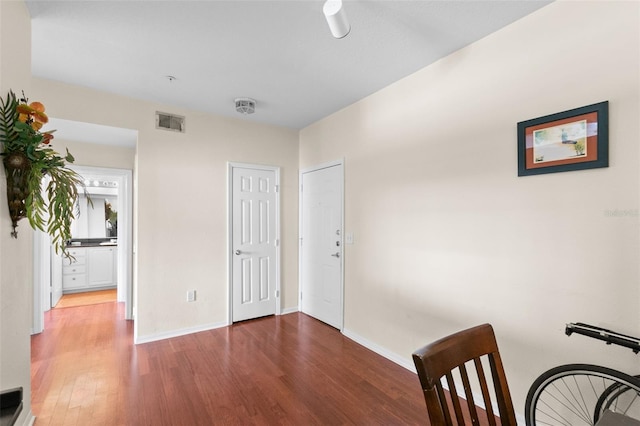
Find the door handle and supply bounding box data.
[235,250,242,255]
[331,252,340,258]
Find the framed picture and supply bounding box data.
[517,101,608,176]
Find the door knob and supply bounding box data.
[235,250,242,255]
[331,252,340,258]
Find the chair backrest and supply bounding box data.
[412,323,516,426]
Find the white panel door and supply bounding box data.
[300,163,343,329]
[231,166,278,322]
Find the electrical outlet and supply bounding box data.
[187,290,196,302]
[345,232,354,244]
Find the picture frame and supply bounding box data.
[517,101,608,176]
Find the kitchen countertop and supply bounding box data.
[67,239,118,248]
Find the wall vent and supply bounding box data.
[156,111,185,133]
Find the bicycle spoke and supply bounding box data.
[526,365,640,426]
[536,398,578,426]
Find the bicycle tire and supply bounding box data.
[594,374,640,420]
[525,364,640,426]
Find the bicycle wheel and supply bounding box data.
[594,374,640,420]
[525,364,640,426]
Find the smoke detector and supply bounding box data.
[235,98,256,115]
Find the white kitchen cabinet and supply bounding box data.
[61,246,117,292]
[87,247,115,287]
[62,248,88,290]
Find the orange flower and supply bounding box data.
[29,101,45,112]
[16,103,33,115]
[33,110,48,124]
[16,102,49,125]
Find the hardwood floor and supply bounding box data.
[31,304,429,425]
[54,289,117,309]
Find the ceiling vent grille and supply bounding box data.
[156,111,185,133]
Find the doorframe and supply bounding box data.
[298,158,345,331]
[32,229,51,334]
[32,166,134,333]
[227,162,281,325]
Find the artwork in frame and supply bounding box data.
[517,101,609,176]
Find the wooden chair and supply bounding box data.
[412,323,517,426]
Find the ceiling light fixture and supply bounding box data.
[235,98,256,115]
[323,0,350,39]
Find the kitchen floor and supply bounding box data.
[54,289,116,309]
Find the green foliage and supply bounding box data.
[46,167,84,254]
[1,90,87,259]
[0,91,19,149]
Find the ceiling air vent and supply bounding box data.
[156,111,185,133]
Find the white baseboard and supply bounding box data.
[280,306,299,315]
[341,327,525,425]
[134,321,228,345]
[341,327,416,372]
[135,308,300,345]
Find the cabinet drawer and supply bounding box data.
[63,273,87,288]
[63,265,87,275]
[66,251,86,265]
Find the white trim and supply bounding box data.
[298,159,345,331]
[134,321,228,345]
[342,328,415,372]
[227,162,281,325]
[299,158,344,175]
[32,231,48,334]
[32,175,54,334]
[342,327,527,425]
[20,410,36,426]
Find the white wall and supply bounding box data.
[300,0,640,415]
[31,77,300,342]
[0,1,35,424]
[3,1,638,423]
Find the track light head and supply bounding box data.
[323,0,351,39]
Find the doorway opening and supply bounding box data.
[33,165,134,332]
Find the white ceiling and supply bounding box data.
[27,0,551,133]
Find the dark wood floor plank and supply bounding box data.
[32,304,429,425]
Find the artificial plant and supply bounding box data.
[1,90,85,257]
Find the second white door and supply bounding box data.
[300,163,343,329]
[231,165,279,322]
